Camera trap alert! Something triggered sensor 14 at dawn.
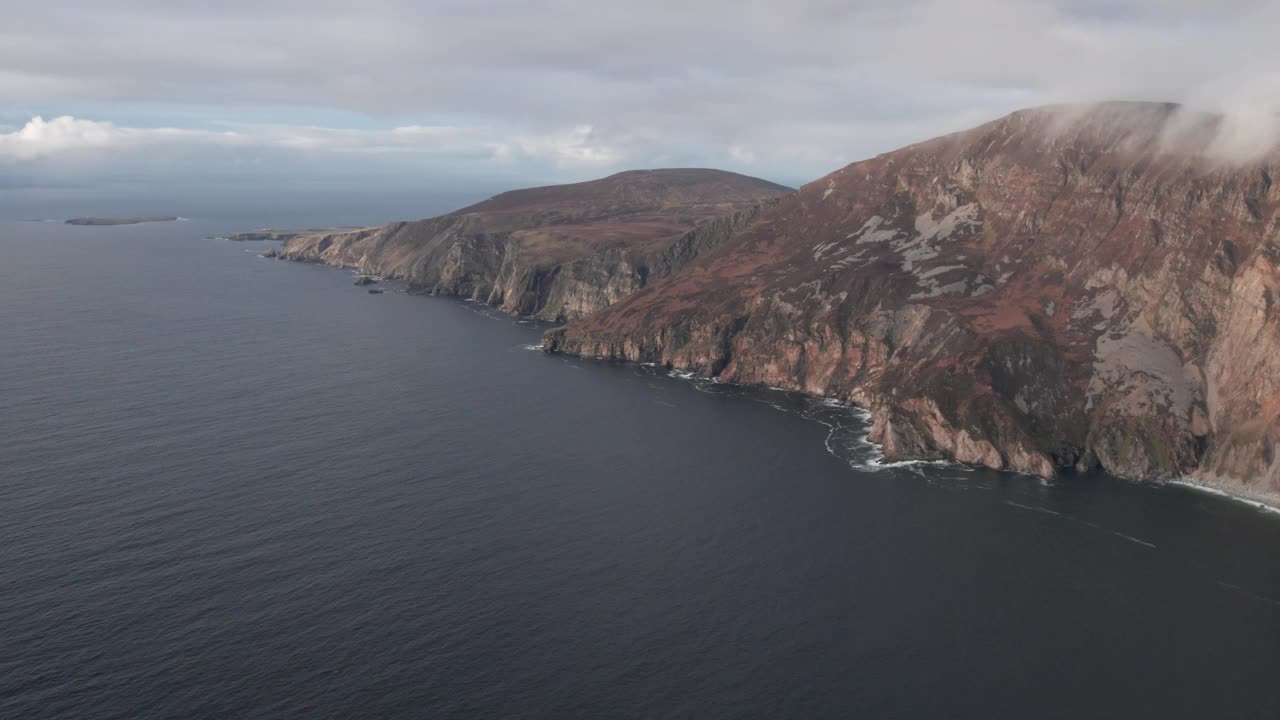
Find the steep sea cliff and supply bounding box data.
[271,201,775,321]
[544,104,1280,506]
[264,169,790,321]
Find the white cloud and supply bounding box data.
[727,145,755,165]
[6,1,1280,192]
[0,114,636,192]
[0,115,597,163]
[219,122,480,154]
[0,116,244,160]
[513,125,623,168]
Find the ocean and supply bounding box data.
[3,214,1280,719]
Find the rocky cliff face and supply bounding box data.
[268,169,790,321]
[544,103,1280,502]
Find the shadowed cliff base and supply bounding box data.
[544,102,1280,507]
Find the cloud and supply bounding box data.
[0,116,498,160]
[10,2,1276,111]
[510,125,622,168]
[0,114,633,194]
[727,145,755,165]
[218,122,481,154]
[0,116,244,160]
[5,1,1280,194]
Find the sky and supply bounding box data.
[4,0,1280,214]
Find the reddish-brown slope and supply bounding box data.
[546,103,1280,501]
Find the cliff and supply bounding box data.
[544,103,1280,503]
[267,169,791,321]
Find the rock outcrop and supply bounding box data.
[269,169,791,321]
[544,103,1280,502]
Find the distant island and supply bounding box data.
[66,216,180,226]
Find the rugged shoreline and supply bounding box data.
[541,104,1280,508]
[245,110,1280,512]
[543,340,1280,512]
[251,200,1280,513]
[1164,478,1280,515]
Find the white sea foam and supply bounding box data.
[1164,479,1280,518]
[871,458,953,470]
[1215,581,1280,608]
[1111,531,1157,549]
[1006,500,1159,549]
[1005,500,1063,517]
[653,368,960,475]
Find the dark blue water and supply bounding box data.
[4,216,1280,719]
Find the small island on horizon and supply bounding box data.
[65,216,180,226]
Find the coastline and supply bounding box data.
[1164,479,1280,517]
[269,236,1280,518]
[550,347,1280,517]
